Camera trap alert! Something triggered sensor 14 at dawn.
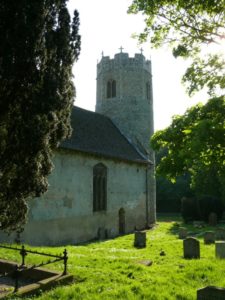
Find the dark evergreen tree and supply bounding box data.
[0,0,81,231]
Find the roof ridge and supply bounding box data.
[73,105,110,119]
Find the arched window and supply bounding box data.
[146,82,151,100]
[93,163,107,212]
[107,80,116,98]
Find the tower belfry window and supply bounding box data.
[107,80,116,98]
[93,163,107,212]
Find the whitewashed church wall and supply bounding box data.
[1,150,148,245]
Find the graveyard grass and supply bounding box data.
[3,216,225,300]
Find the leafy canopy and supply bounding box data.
[151,96,225,199]
[128,0,225,96]
[0,0,81,231]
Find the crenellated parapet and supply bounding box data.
[97,52,151,75]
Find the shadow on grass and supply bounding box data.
[157,213,182,222]
[157,213,225,238]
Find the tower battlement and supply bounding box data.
[97,52,151,75]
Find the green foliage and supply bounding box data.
[4,220,225,299]
[155,149,192,213]
[151,96,225,201]
[181,196,224,223]
[183,54,225,96]
[128,0,225,96]
[0,0,81,232]
[181,197,199,222]
[156,175,191,213]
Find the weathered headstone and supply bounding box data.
[179,227,188,239]
[215,228,225,241]
[216,241,225,258]
[183,237,200,259]
[197,286,225,300]
[204,231,215,244]
[98,227,107,240]
[134,231,146,248]
[208,212,218,226]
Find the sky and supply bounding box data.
[68,0,208,131]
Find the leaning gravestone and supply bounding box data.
[134,231,146,248]
[179,227,188,239]
[197,286,225,300]
[215,228,225,241]
[183,237,200,259]
[216,241,225,258]
[204,231,215,244]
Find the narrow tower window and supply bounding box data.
[112,80,116,97]
[93,163,107,212]
[146,82,151,100]
[107,80,116,98]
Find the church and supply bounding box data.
[2,51,156,245]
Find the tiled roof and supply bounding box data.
[61,106,149,164]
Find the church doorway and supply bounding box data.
[118,208,125,235]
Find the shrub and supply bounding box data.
[181,195,224,223]
[197,195,224,222]
[181,197,199,223]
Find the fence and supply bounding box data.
[0,244,68,292]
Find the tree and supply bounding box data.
[151,96,225,201]
[155,148,192,213]
[0,0,81,232]
[129,0,225,202]
[128,0,225,96]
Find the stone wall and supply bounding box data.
[0,149,148,245]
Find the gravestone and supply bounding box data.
[134,231,146,248]
[98,227,107,240]
[197,286,225,300]
[215,228,225,241]
[208,212,218,226]
[216,241,225,258]
[183,237,200,259]
[179,227,188,239]
[204,231,215,244]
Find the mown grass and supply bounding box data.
[2,217,225,300]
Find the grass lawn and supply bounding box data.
[2,216,225,299]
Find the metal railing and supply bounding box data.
[0,244,68,292]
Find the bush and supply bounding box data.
[181,197,199,223]
[197,195,224,222]
[181,195,224,223]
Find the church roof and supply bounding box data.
[61,106,149,164]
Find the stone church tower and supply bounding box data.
[96,49,156,224]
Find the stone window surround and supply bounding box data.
[93,163,107,212]
[107,79,116,99]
